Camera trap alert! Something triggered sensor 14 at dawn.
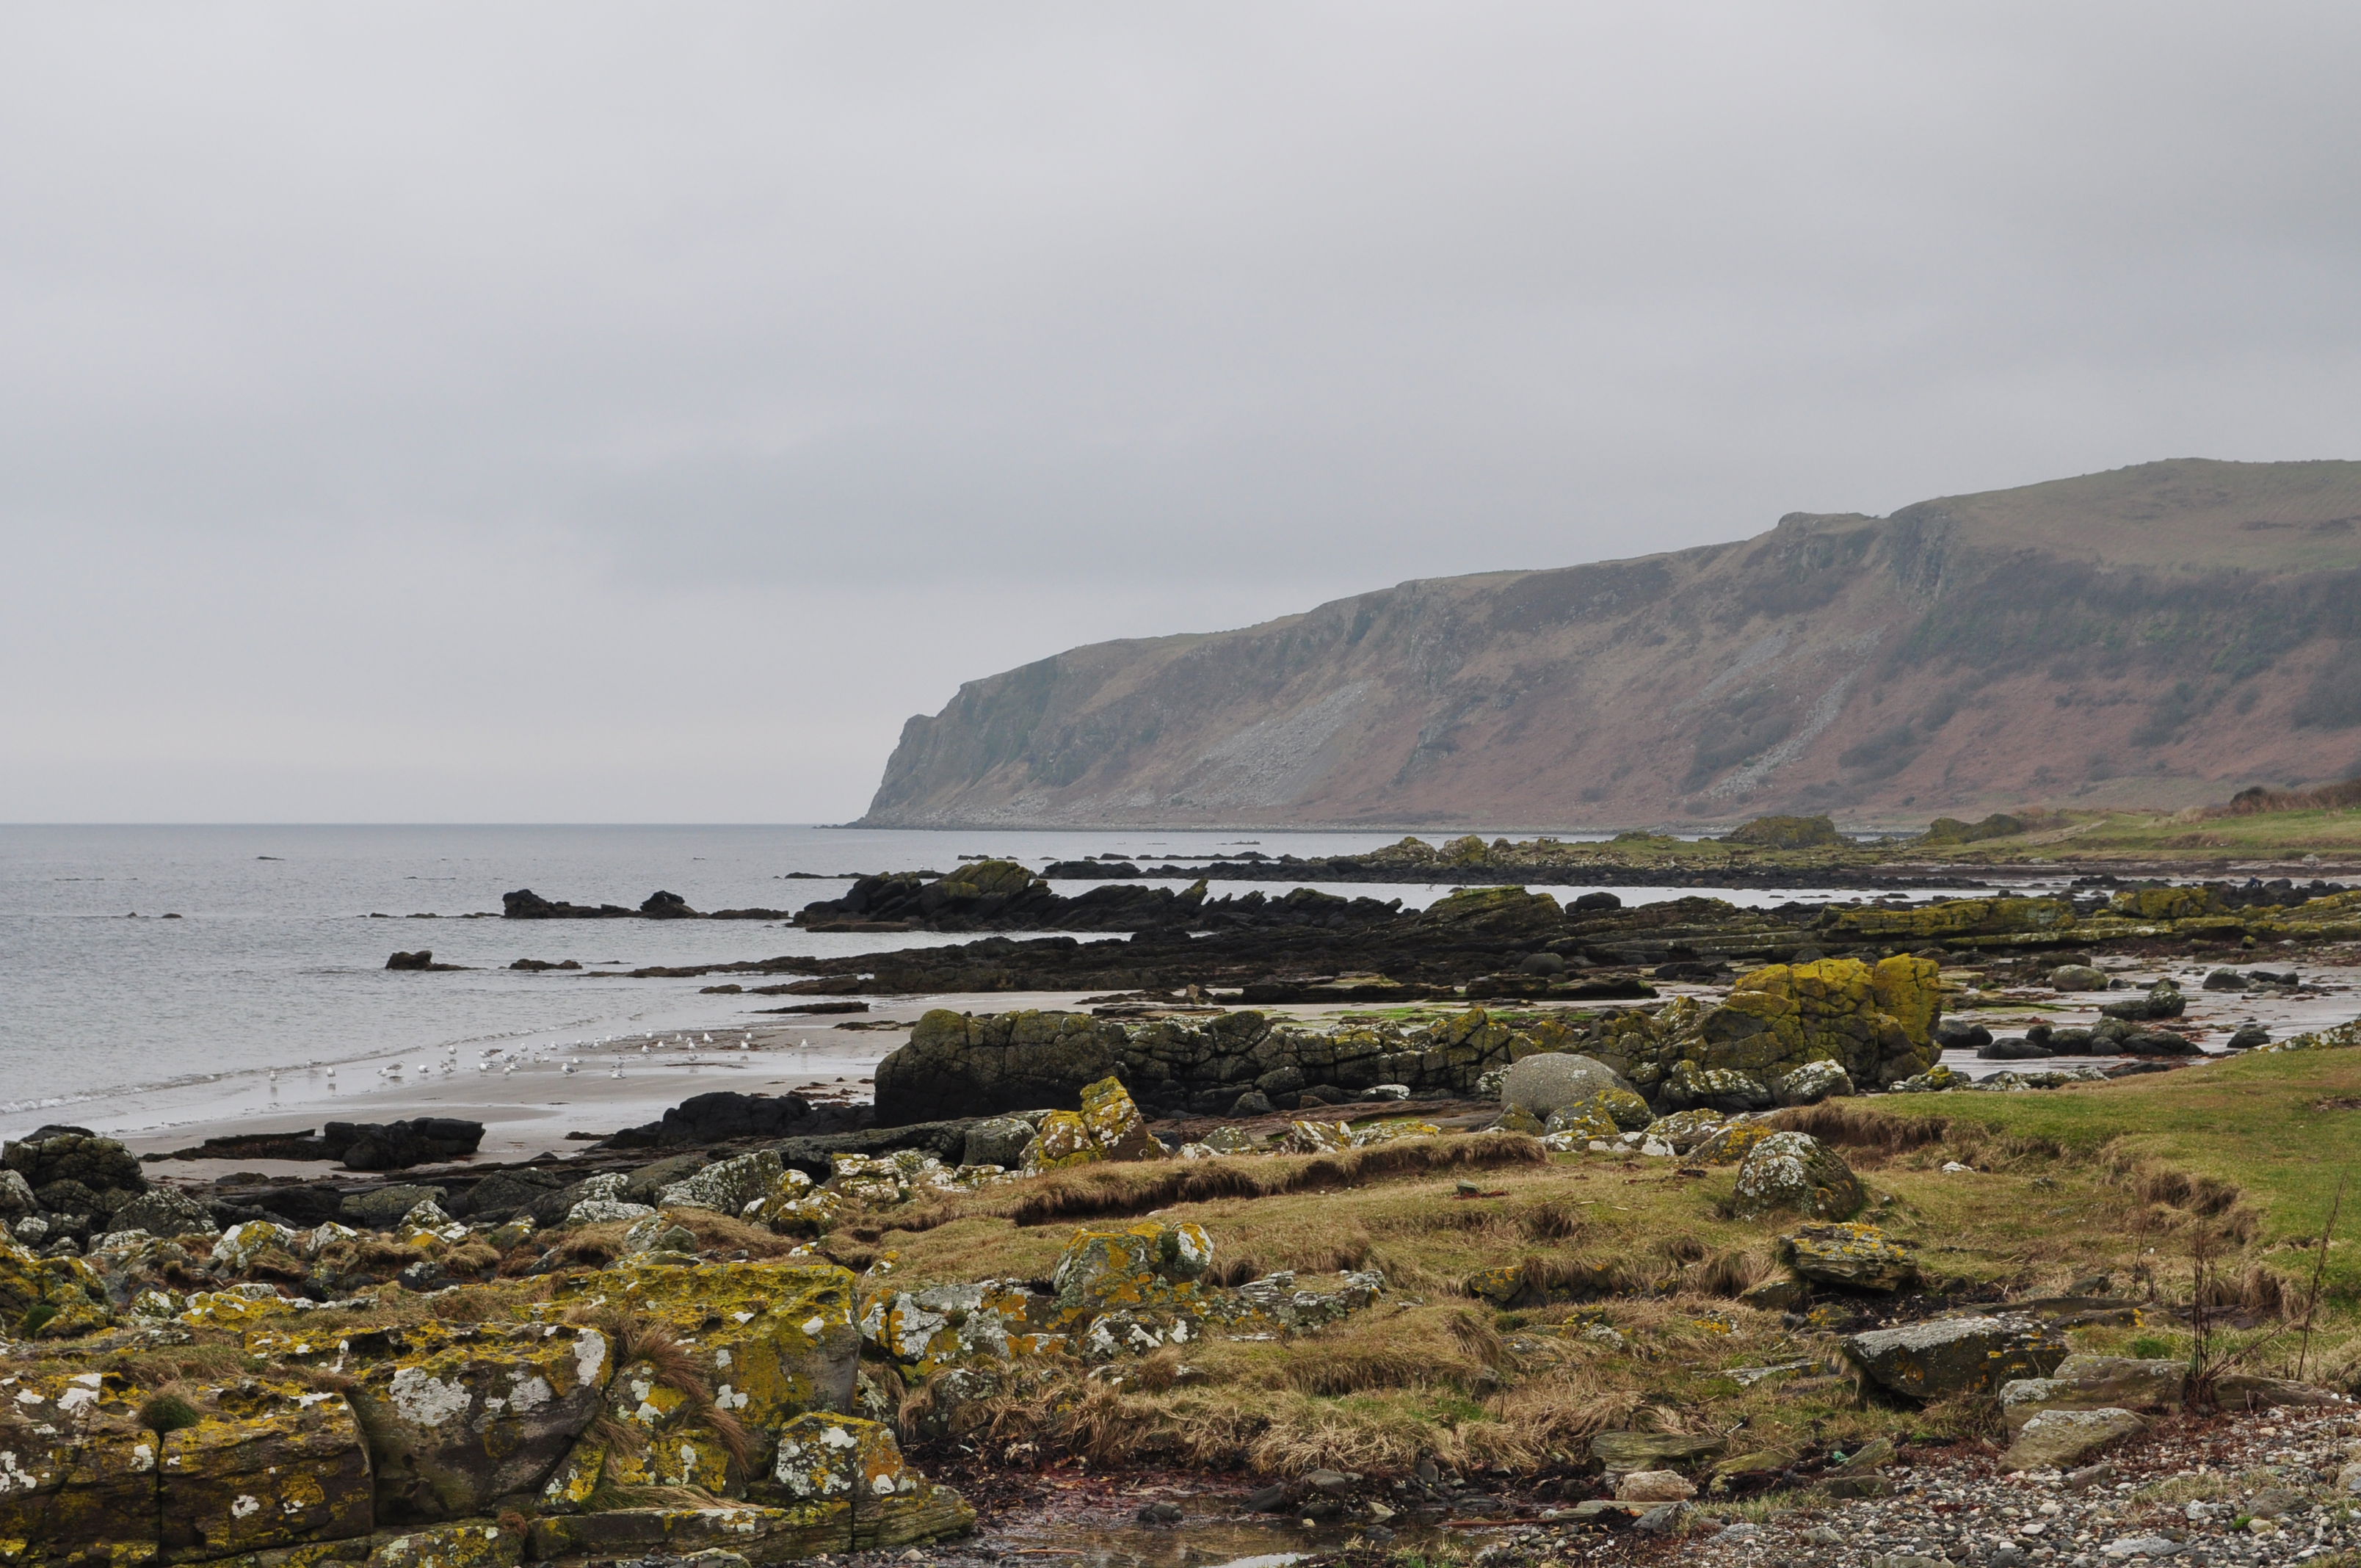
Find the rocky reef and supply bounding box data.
[592,879,2361,1007]
[869,954,1940,1125]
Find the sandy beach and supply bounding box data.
[32,959,2351,1190]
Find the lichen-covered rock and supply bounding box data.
[1587,957,1941,1103]
[106,1188,215,1240]
[1346,1118,1442,1147]
[565,1197,657,1227]
[1273,1119,1354,1153]
[1999,1407,2146,1471]
[1688,1119,1773,1166]
[769,1412,917,1503]
[1843,1314,2068,1401]
[1730,1132,1865,1221]
[363,1521,524,1568]
[859,1279,1073,1376]
[659,1149,781,1213]
[1499,1053,1633,1118]
[2050,964,2111,992]
[1889,1064,1966,1093]
[1779,1223,1920,1291]
[960,1117,1037,1169]
[2111,886,2224,921]
[1543,1103,1621,1142]
[738,1166,838,1234]
[1018,1111,1098,1174]
[878,1004,1537,1124]
[158,1377,377,1561]
[1642,1108,1730,1153]
[0,1171,33,1219]
[1053,1222,1214,1311]
[1018,1077,1156,1172]
[211,1219,303,1273]
[1078,1075,1154,1161]
[0,1369,372,1567]
[1820,895,2078,947]
[340,1185,449,1230]
[0,1236,112,1339]
[314,1319,614,1522]
[1658,1061,1773,1114]
[542,1260,860,1498]
[1999,1355,2186,1433]
[826,1150,979,1208]
[1771,1060,1854,1106]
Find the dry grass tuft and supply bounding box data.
[1766,1102,1949,1161]
[1446,1307,1507,1368]
[665,1210,810,1259]
[995,1133,1548,1227]
[576,1306,755,1474]
[543,1222,637,1270]
[1688,1246,1771,1298]
[2197,1262,2293,1318]
[1657,1234,1708,1266]
[2132,1164,2244,1218]
[1517,1197,1587,1242]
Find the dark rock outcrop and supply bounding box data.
[503,888,795,920]
[874,1006,1534,1125]
[323,1118,485,1172]
[601,1091,877,1149]
[794,860,1407,934]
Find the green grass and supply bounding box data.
[1873,1045,2361,1287]
[1937,806,2361,864]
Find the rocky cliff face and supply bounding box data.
[860,460,2361,827]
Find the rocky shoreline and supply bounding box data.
[11,842,2361,1568]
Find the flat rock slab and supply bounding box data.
[2001,1407,2147,1471]
[1590,1431,1727,1469]
[1843,1314,2068,1401]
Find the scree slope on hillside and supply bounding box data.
[859,459,2361,829]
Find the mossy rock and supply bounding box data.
[0,1236,111,1340]
[1721,815,1842,849]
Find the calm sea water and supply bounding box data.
[0,823,1906,1126]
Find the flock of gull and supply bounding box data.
[260,1030,825,1096]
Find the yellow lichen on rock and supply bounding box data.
[0,1236,112,1340]
[1019,1111,1098,1173]
[2111,885,2224,921]
[1077,1075,1154,1161]
[543,1260,859,1484]
[363,1522,523,1568]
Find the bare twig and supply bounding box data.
[2295,1169,2348,1384]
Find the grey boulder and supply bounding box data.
[962,1117,1038,1168]
[1498,1053,1632,1117]
[106,1187,217,1238]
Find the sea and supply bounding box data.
[1,822,1930,1135]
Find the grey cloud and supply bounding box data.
[2,2,2358,818]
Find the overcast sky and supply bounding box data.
[4,4,2358,823]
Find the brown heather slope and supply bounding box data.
[859,459,2361,830]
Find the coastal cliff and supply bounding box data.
[859,459,2361,828]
